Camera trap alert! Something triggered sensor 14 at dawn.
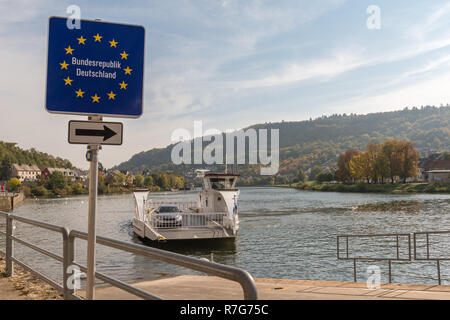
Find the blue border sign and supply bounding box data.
[46,17,145,118]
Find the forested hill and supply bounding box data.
[0,141,74,169]
[114,106,450,177]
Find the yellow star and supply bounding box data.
[123,66,132,75]
[109,38,118,48]
[63,77,73,86]
[119,81,128,90]
[120,51,129,60]
[107,91,116,100]
[75,89,84,98]
[65,45,74,55]
[60,61,69,70]
[77,35,86,45]
[93,33,102,42]
[91,94,100,103]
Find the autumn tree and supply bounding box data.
[350,152,372,183]
[397,141,419,183]
[335,149,359,182]
[382,140,404,183]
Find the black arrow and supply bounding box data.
[75,125,117,141]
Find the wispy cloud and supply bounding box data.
[407,2,450,41]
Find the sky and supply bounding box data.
[1,0,450,169]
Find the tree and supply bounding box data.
[0,157,12,180]
[397,141,419,183]
[335,149,359,182]
[159,172,170,189]
[134,174,144,187]
[350,152,371,183]
[381,140,403,183]
[98,162,106,173]
[316,171,334,182]
[143,176,153,187]
[372,144,390,183]
[309,166,323,181]
[48,171,67,190]
[115,172,126,185]
[104,173,117,186]
[297,169,306,182]
[7,178,21,191]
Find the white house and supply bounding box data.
[426,170,450,183]
[11,163,41,182]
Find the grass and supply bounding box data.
[279,182,450,194]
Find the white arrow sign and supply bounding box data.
[68,121,123,145]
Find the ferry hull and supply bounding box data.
[134,218,236,241]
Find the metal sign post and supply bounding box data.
[45,16,145,300]
[86,117,101,300]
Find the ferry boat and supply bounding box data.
[133,170,240,241]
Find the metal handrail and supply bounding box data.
[0,210,71,298]
[337,233,411,283]
[0,210,258,300]
[413,231,450,285]
[69,229,257,300]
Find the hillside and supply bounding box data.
[113,106,450,179]
[0,141,74,170]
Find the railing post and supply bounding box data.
[388,260,392,283]
[5,215,14,277]
[437,260,441,285]
[62,228,74,300]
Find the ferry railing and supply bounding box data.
[337,233,411,283]
[148,201,200,210]
[413,231,450,285]
[149,212,228,229]
[0,210,257,300]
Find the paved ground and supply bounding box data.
[80,275,450,300]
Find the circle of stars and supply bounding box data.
[60,33,133,103]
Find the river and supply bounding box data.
[3,187,450,286]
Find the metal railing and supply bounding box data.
[148,201,200,211]
[148,212,228,229]
[0,210,257,300]
[413,231,450,285]
[337,233,412,283]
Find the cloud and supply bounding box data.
[407,2,450,41]
[237,47,365,89]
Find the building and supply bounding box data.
[418,153,450,181]
[426,170,450,183]
[72,169,88,182]
[41,168,77,182]
[11,163,41,182]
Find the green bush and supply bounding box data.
[31,186,48,197]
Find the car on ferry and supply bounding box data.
[154,204,182,228]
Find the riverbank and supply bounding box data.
[0,254,61,300]
[0,193,25,210]
[279,182,450,194]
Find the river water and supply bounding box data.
[3,187,450,286]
